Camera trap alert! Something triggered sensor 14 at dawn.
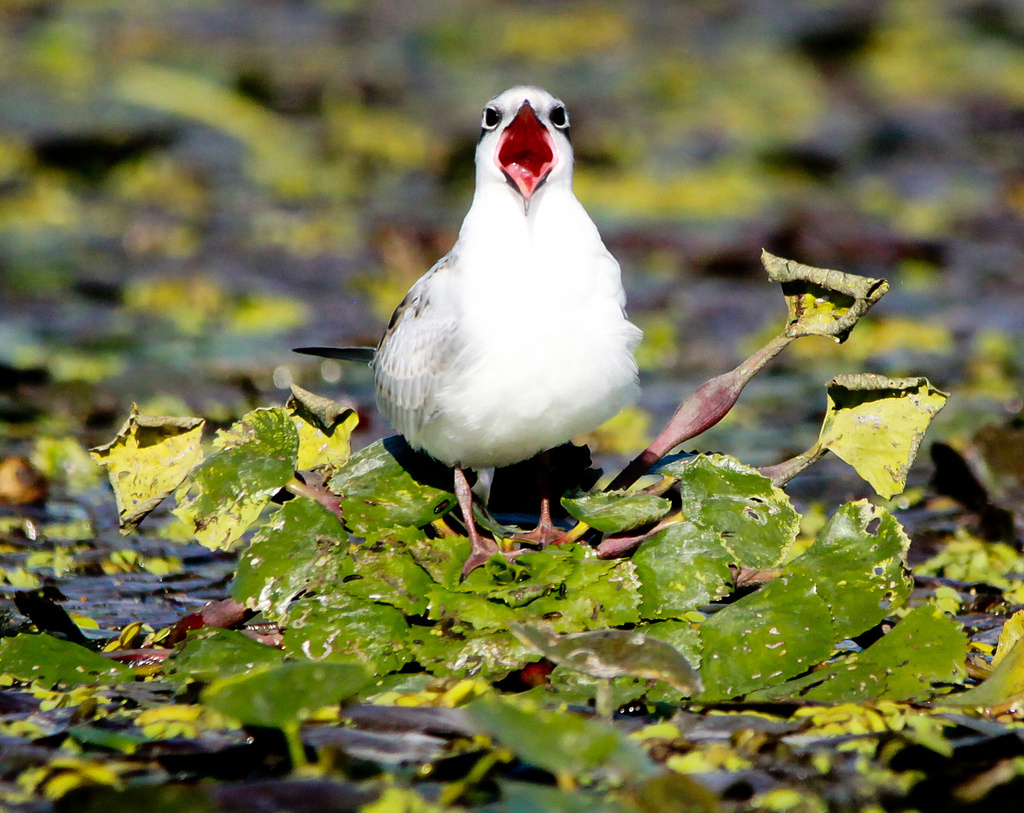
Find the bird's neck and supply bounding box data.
[457,177,599,262]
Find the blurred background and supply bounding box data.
[2,0,1023,504]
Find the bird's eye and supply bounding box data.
[482,106,501,130]
[549,105,569,129]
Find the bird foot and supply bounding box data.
[511,518,565,547]
[460,542,527,580]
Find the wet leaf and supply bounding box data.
[466,695,654,782]
[0,634,133,686]
[698,573,835,700]
[202,661,369,729]
[168,628,287,684]
[411,630,534,680]
[343,542,435,615]
[945,632,1024,709]
[287,385,359,471]
[992,609,1024,669]
[632,522,734,620]
[561,490,672,534]
[328,437,456,540]
[761,250,888,342]
[281,594,410,673]
[818,374,947,499]
[758,606,967,703]
[510,624,702,695]
[785,501,912,639]
[231,497,349,617]
[174,409,298,550]
[658,454,799,568]
[90,408,204,532]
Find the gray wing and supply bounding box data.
[372,256,460,443]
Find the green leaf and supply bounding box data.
[90,408,205,532]
[343,542,440,615]
[174,409,298,550]
[632,522,734,620]
[231,497,350,617]
[466,695,655,782]
[287,385,359,471]
[167,628,287,684]
[659,454,799,568]
[785,501,912,639]
[329,437,456,539]
[757,606,967,703]
[494,780,633,813]
[945,629,1024,709]
[698,573,835,700]
[202,661,368,729]
[761,250,888,342]
[818,374,947,499]
[281,595,410,673]
[511,624,701,695]
[0,634,133,686]
[561,490,672,534]
[410,630,535,680]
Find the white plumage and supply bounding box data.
[373,85,642,470]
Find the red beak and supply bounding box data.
[496,102,556,205]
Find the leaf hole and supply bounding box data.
[866,517,881,535]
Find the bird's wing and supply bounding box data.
[293,346,376,363]
[372,256,461,441]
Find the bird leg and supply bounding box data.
[512,452,563,546]
[455,466,500,578]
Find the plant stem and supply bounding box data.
[609,333,793,491]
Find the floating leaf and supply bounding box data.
[466,695,654,783]
[202,661,369,730]
[561,490,672,534]
[992,610,1024,669]
[659,454,799,568]
[411,630,534,680]
[287,385,358,471]
[282,594,410,673]
[174,409,298,550]
[0,634,132,686]
[945,632,1024,709]
[698,573,835,700]
[231,497,349,617]
[167,629,287,684]
[818,375,947,499]
[761,250,888,342]
[785,501,912,639]
[328,436,455,539]
[90,408,204,532]
[632,522,734,620]
[511,624,701,695]
[757,606,967,703]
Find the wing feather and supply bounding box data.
[372,257,460,443]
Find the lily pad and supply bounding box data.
[698,573,835,700]
[328,436,456,539]
[632,521,734,620]
[174,409,298,550]
[658,454,799,568]
[818,374,948,499]
[287,385,359,471]
[202,661,369,730]
[90,408,205,532]
[231,497,350,618]
[0,634,133,686]
[761,250,888,342]
[561,490,672,534]
[785,501,912,639]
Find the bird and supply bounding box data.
[297,86,642,576]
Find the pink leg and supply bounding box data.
[512,452,562,546]
[455,467,499,578]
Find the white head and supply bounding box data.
[475,86,573,214]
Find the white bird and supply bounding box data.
[298,86,642,576]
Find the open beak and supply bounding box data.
[496,102,556,208]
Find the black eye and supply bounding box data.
[482,106,501,130]
[549,105,569,129]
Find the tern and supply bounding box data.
[298,86,642,576]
